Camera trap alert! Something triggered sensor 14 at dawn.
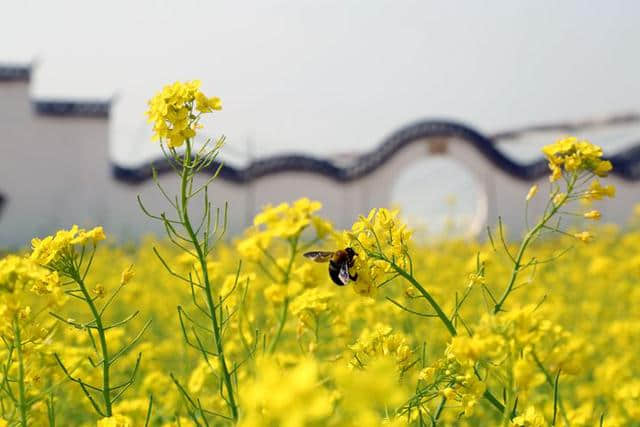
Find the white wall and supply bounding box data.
[2,76,639,248]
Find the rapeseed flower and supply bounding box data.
[543,136,612,182]
[146,80,221,148]
[239,358,333,427]
[584,210,601,220]
[511,406,545,426]
[574,231,594,243]
[6,221,640,424]
[30,225,106,266]
[584,179,616,201]
[339,208,411,293]
[290,288,334,332]
[97,414,133,427]
[120,264,135,285]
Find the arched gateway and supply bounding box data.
[116,119,640,241]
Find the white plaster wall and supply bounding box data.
[113,175,249,241]
[0,80,109,246]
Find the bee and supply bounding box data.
[303,247,358,286]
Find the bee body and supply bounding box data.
[304,247,358,286]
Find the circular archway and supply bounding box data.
[390,156,487,238]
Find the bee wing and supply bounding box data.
[303,251,334,263]
[338,262,351,285]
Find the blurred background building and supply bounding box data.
[1,1,639,247]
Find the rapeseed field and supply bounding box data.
[1,81,635,426]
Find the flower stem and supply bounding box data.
[72,270,112,416]
[383,258,509,415]
[493,174,576,314]
[268,298,289,354]
[14,318,28,426]
[180,141,238,421]
[268,235,298,353]
[386,260,457,337]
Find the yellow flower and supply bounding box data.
[30,226,107,266]
[542,136,611,181]
[264,284,286,304]
[97,414,132,427]
[349,325,413,371]
[29,236,59,265]
[526,184,538,201]
[30,271,60,295]
[291,289,334,317]
[418,367,436,382]
[584,210,601,220]
[447,334,503,365]
[442,387,457,400]
[239,358,333,427]
[513,357,545,391]
[253,202,288,226]
[311,216,334,238]
[86,226,107,243]
[238,198,325,265]
[585,180,616,201]
[334,357,408,413]
[292,197,322,216]
[344,208,411,291]
[574,231,594,243]
[511,406,545,426]
[467,272,485,288]
[552,192,567,206]
[120,264,135,286]
[194,91,222,113]
[291,288,334,333]
[593,159,613,176]
[92,283,105,298]
[349,254,377,297]
[237,229,272,262]
[188,361,215,393]
[146,80,221,147]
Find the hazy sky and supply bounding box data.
[2,1,640,167]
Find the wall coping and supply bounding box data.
[113,119,640,185]
[3,65,639,181]
[0,64,111,117]
[0,64,30,81]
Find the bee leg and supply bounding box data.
[349,273,358,281]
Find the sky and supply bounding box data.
[2,0,640,168]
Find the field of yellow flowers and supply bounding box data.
[1,81,638,426]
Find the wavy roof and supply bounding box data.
[2,64,639,184]
[113,120,640,185]
[0,63,110,117]
[0,64,30,81]
[34,100,110,117]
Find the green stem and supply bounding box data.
[493,226,541,315]
[501,357,515,427]
[482,390,505,414]
[14,318,28,426]
[387,261,457,337]
[383,259,509,416]
[268,298,289,354]
[493,175,576,314]
[532,352,569,426]
[72,271,112,416]
[268,235,299,353]
[180,141,238,421]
